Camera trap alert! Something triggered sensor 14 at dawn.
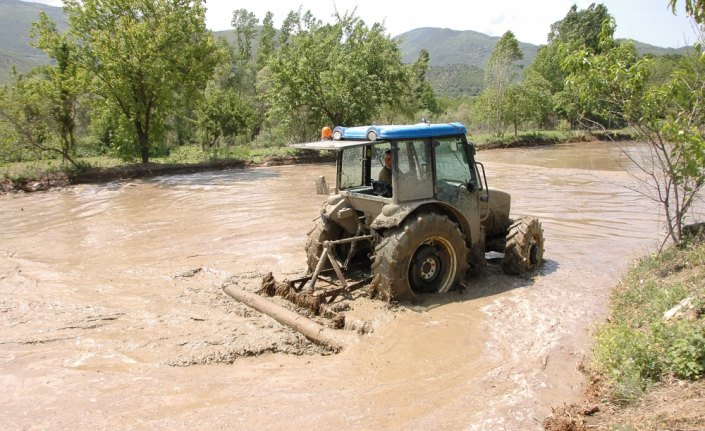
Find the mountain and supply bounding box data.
[0,0,693,97]
[0,0,66,81]
[395,27,539,68]
[395,28,692,97]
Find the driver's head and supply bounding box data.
[383,150,392,168]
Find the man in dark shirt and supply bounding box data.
[378,149,392,184]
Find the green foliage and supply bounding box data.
[195,85,256,148]
[263,10,412,137]
[62,0,220,163]
[549,3,613,52]
[669,0,705,23]
[592,241,705,403]
[562,19,705,243]
[475,31,524,136]
[668,329,705,379]
[0,69,79,165]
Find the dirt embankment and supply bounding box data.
[0,151,335,194]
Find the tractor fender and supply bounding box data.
[371,202,474,244]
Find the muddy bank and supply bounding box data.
[477,129,636,150]
[0,150,335,194]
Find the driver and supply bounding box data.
[378,149,392,184]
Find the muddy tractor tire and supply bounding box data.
[305,217,351,273]
[371,213,469,302]
[502,216,544,275]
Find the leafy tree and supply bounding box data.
[563,20,705,243]
[482,30,523,136]
[0,70,78,165]
[62,0,220,163]
[29,12,85,164]
[196,84,255,148]
[669,0,705,23]
[264,11,410,141]
[548,3,612,52]
[526,3,613,126]
[231,8,258,62]
[386,48,440,122]
[500,71,553,135]
[257,12,276,68]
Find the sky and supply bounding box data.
[26,0,701,48]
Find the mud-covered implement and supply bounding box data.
[302,234,374,291]
[259,235,374,317]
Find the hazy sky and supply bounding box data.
[26,0,701,48]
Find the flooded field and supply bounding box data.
[0,141,676,429]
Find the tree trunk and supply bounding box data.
[135,117,150,164]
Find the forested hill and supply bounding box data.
[0,0,691,95]
[395,27,540,68]
[395,27,689,68]
[0,0,66,81]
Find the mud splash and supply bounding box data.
[0,142,685,429]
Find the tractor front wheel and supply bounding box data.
[502,217,544,275]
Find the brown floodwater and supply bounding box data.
[0,141,680,429]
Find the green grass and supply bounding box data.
[592,240,705,404]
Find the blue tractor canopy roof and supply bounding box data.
[335,122,467,141]
[290,122,468,150]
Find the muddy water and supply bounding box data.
[0,142,675,429]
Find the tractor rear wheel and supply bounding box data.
[371,213,468,302]
[502,217,544,275]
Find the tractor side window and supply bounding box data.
[434,138,474,185]
[396,140,433,201]
[339,146,365,189]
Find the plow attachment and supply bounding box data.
[223,235,374,350]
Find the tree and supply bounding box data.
[231,8,258,62]
[0,70,78,165]
[263,10,410,141]
[483,30,523,136]
[669,0,705,23]
[62,0,220,163]
[29,12,85,164]
[563,20,705,243]
[257,12,276,68]
[548,3,612,51]
[196,84,255,148]
[386,48,440,122]
[526,3,613,126]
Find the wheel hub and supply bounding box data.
[420,256,438,280]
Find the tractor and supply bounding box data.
[294,122,544,302]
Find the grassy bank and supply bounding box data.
[545,234,705,430]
